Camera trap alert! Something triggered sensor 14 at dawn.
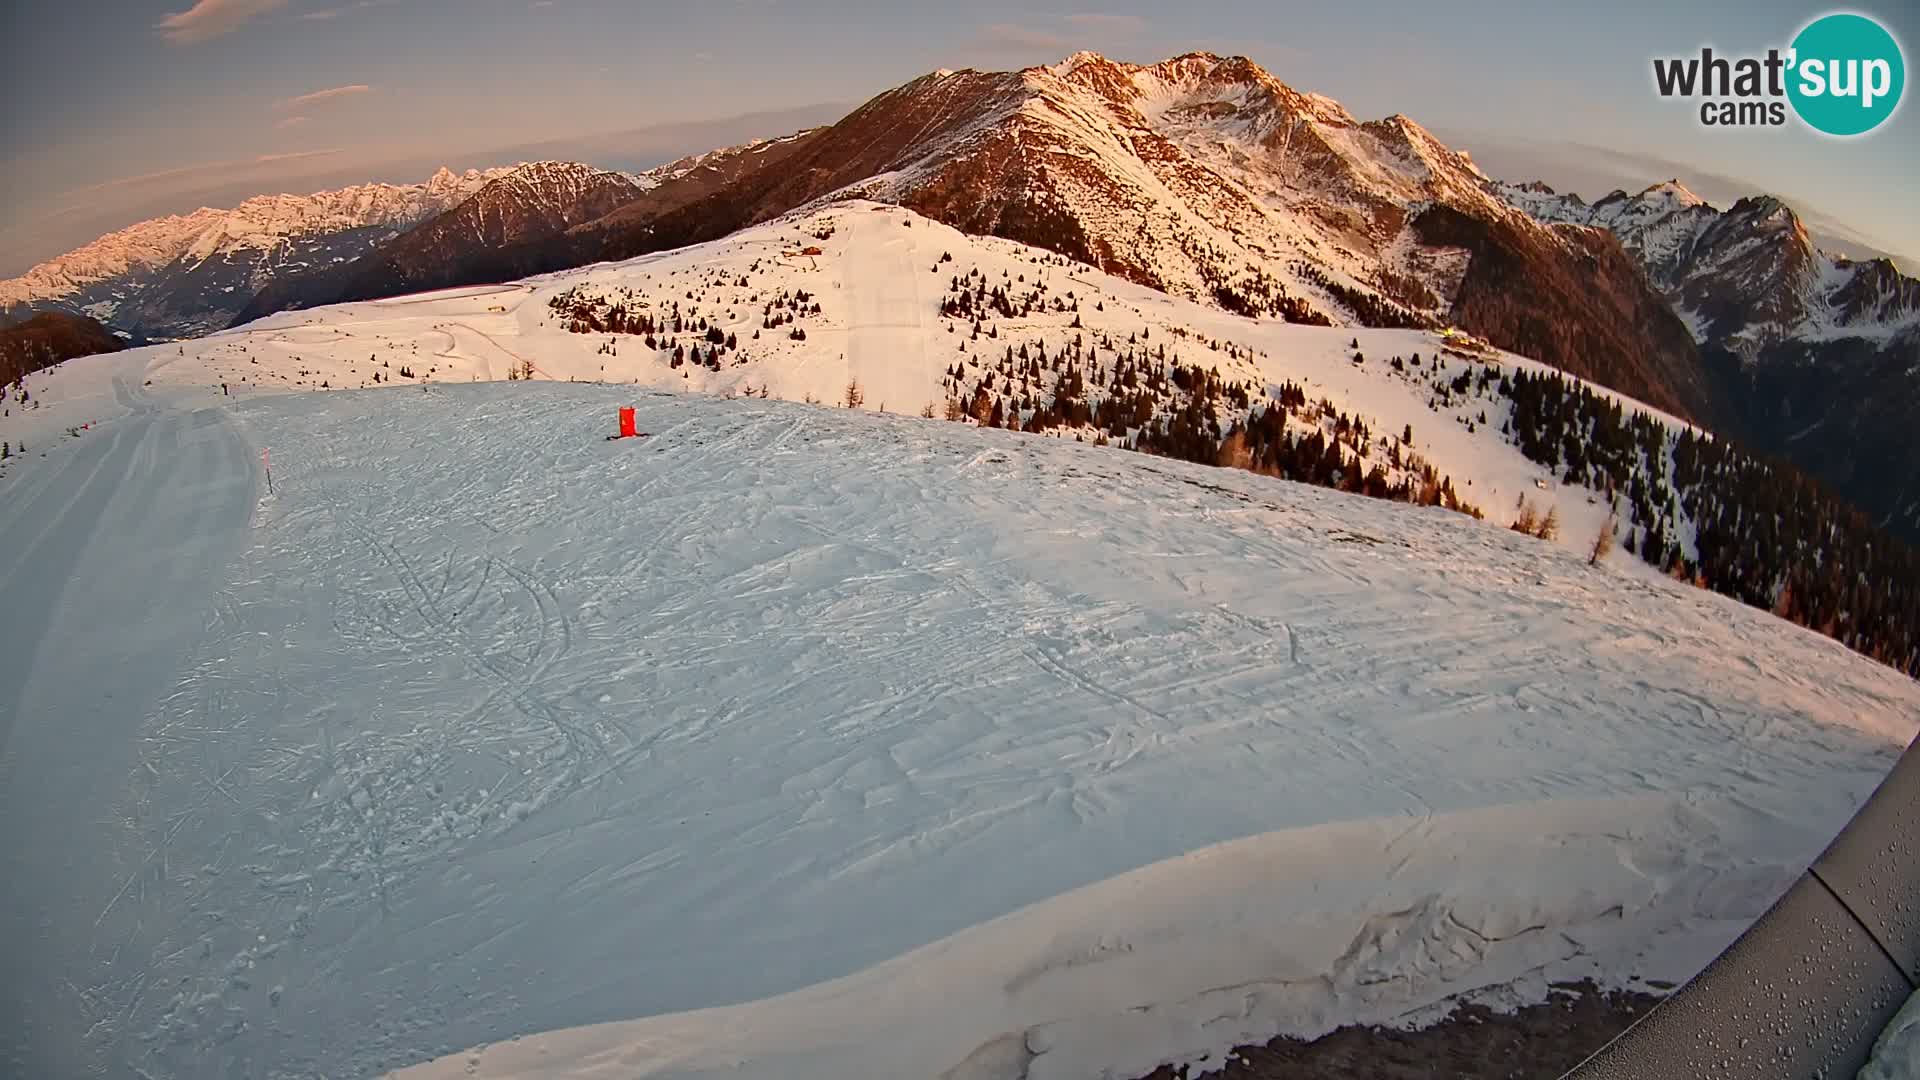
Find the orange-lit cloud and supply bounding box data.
[1062,13,1147,35]
[968,13,1147,58]
[156,0,288,45]
[275,84,373,111]
[302,0,397,21]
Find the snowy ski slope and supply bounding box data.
[1,203,1916,1079]
[41,200,1695,565]
[1,366,1916,1078]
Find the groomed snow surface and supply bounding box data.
[2,351,1917,1079]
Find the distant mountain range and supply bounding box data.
[231,135,837,324]
[1498,179,1920,356]
[6,51,1917,537]
[1498,179,1920,538]
[233,161,653,323]
[0,167,507,339]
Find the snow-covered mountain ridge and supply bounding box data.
[0,166,512,339]
[240,162,655,313]
[2,167,494,300]
[246,52,1697,424]
[1497,178,1920,352]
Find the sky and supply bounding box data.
[2,0,1916,275]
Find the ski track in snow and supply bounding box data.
[0,358,257,1080]
[1,370,1914,1079]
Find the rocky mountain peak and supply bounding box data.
[1719,195,1809,246]
[1639,179,1706,208]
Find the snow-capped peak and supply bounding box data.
[1639,179,1706,209]
[1048,50,1118,77]
[479,160,639,200]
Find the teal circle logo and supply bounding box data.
[1787,13,1905,136]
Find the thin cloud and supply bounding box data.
[966,14,1146,59]
[68,149,347,195]
[1062,13,1146,35]
[69,161,246,196]
[156,0,288,44]
[276,115,310,129]
[975,22,1077,54]
[302,0,396,20]
[275,84,373,111]
[253,149,346,164]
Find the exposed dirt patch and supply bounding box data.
[1137,981,1660,1080]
